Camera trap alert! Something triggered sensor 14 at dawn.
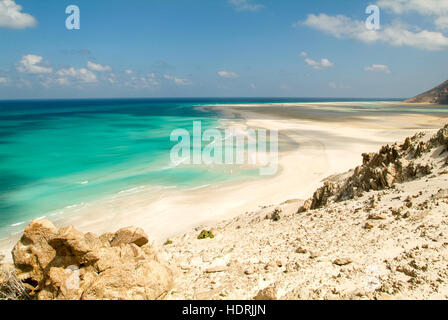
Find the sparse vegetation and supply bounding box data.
[197,230,214,240]
[265,208,282,221]
[164,239,173,245]
[0,268,31,300]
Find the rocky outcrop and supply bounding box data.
[299,125,448,212]
[11,220,173,300]
[405,80,448,104]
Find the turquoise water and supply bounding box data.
[0,98,447,238]
[0,98,259,237]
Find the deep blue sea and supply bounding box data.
[0,98,447,238]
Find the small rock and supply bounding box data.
[364,222,374,229]
[285,262,300,273]
[368,214,386,220]
[264,261,277,271]
[244,265,256,275]
[254,285,277,300]
[205,266,227,273]
[333,258,352,266]
[295,247,307,254]
[309,251,319,259]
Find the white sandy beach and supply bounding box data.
[1,102,447,260]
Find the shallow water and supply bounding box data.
[0,98,261,237]
[1,98,447,238]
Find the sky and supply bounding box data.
[0,0,447,99]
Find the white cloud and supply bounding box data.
[87,61,112,72]
[302,54,334,70]
[229,0,264,12]
[164,74,192,86]
[365,64,392,73]
[124,69,134,75]
[300,13,448,50]
[55,77,70,86]
[17,55,53,74]
[126,75,159,89]
[0,0,37,29]
[56,67,97,84]
[435,15,448,30]
[377,0,448,16]
[299,51,308,57]
[218,70,240,79]
[106,73,117,84]
[328,81,351,89]
[0,77,9,84]
[377,0,448,30]
[250,83,256,89]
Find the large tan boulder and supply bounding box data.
[110,226,149,247]
[11,219,58,287]
[82,255,173,300]
[11,219,173,300]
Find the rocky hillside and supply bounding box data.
[405,80,448,104]
[299,125,448,212]
[163,125,448,300]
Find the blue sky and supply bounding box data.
[0,0,447,99]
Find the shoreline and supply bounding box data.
[1,101,448,261]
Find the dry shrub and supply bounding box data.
[0,266,31,300]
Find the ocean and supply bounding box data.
[1,98,448,239]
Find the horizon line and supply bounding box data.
[0,97,407,102]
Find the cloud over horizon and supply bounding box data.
[300,52,334,70]
[17,55,52,74]
[87,61,112,72]
[365,64,392,73]
[56,67,98,84]
[218,70,240,79]
[164,74,192,86]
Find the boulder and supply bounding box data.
[110,226,149,247]
[12,219,58,287]
[11,220,173,300]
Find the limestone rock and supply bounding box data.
[299,127,448,213]
[110,226,149,247]
[82,258,173,300]
[333,258,352,266]
[254,284,277,300]
[10,220,172,300]
[11,219,58,287]
[205,266,227,274]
